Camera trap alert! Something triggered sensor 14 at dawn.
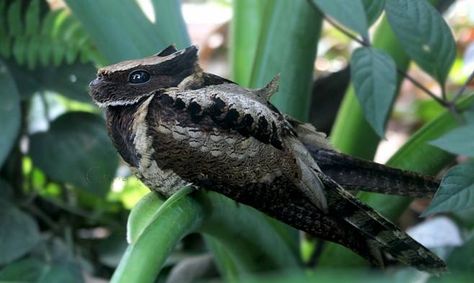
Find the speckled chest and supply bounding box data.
[105,96,186,196]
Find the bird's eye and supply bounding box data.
[128,70,150,84]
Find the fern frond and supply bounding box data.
[0,0,101,69]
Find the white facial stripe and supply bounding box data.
[94,94,151,108]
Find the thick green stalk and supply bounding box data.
[319,95,474,267]
[111,188,202,283]
[230,0,269,86]
[250,0,322,121]
[65,0,189,63]
[112,190,300,283]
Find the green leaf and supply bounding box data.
[97,232,128,268]
[0,258,49,282]
[26,35,39,70]
[385,0,456,85]
[30,112,118,196]
[312,0,368,38]
[38,262,84,283]
[443,234,474,273]
[13,35,27,66]
[430,124,474,157]
[7,60,95,102]
[0,178,14,200]
[423,160,474,216]
[7,1,22,36]
[150,0,190,49]
[362,0,385,25]
[0,60,21,168]
[64,0,189,63]
[0,198,41,265]
[350,47,397,136]
[25,0,40,36]
[250,0,322,120]
[230,0,269,86]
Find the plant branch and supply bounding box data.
[398,70,450,107]
[308,2,368,47]
[324,14,368,46]
[453,68,474,102]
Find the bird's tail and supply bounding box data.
[318,173,446,274]
[309,147,440,198]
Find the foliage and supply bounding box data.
[0,0,473,282]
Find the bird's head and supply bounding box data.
[89,45,200,107]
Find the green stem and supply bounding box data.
[112,188,202,283]
[230,0,269,86]
[112,190,300,283]
[250,0,322,121]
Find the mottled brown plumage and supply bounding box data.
[89,45,445,273]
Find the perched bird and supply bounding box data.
[89,45,445,273]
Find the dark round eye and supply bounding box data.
[128,70,150,84]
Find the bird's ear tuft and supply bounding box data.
[156,45,178,57]
[256,74,280,100]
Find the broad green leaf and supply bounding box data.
[330,16,409,159]
[150,0,189,50]
[231,0,269,86]
[0,198,41,265]
[423,161,474,216]
[362,0,385,25]
[6,60,96,102]
[250,0,322,120]
[38,262,84,283]
[385,0,456,85]
[97,232,128,268]
[430,124,474,157]
[30,112,118,196]
[65,0,189,63]
[312,0,368,38]
[0,178,14,199]
[442,235,474,273]
[0,258,49,282]
[350,47,397,136]
[0,60,21,168]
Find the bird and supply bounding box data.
[89,45,446,273]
